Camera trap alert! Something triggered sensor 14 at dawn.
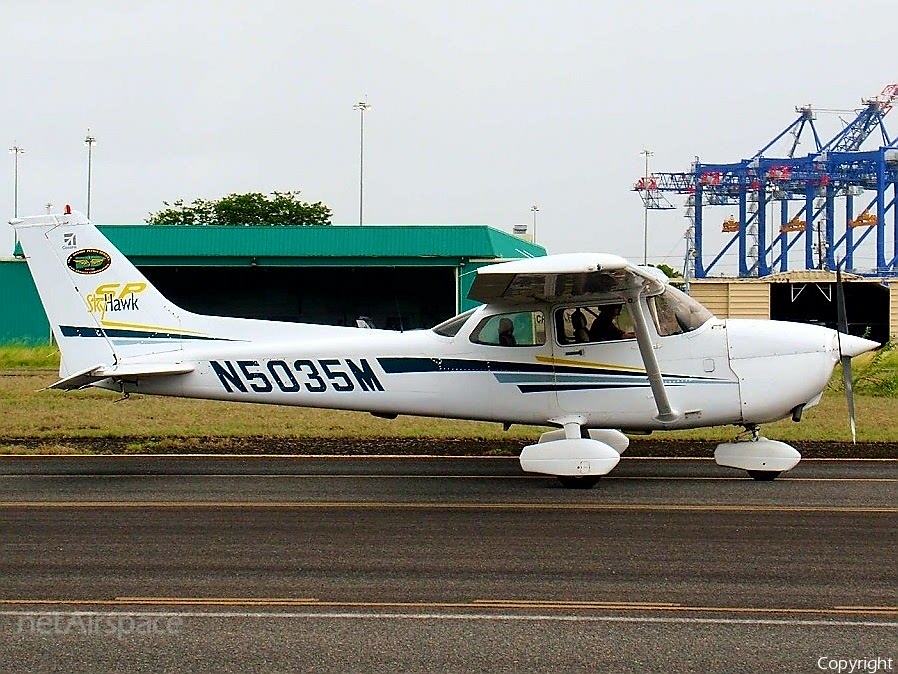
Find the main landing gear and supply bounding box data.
[518,419,630,489]
[556,475,602,489]
[520,422,801,487]
[714,425,801,481]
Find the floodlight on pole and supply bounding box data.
[352,98,372,226]
[9,143,24,218]
[639,148,654,265]
[530,204,539,243]
[84,129,97,219]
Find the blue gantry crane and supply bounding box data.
[636,84,898,278]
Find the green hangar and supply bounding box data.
[1,224,545,343]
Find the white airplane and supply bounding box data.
[11,208,878,487]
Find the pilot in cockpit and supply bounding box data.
[589,304,633,341]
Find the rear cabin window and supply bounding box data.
[432,309,476,337]
[470,311,546,347]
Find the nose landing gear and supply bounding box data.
[714,425,801,481]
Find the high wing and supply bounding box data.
[468,253,668,305]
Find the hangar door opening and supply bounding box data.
[142,266,457,331]
[769,282,889,344]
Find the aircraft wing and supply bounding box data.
[47,362,195,390]
[468,253,668,304]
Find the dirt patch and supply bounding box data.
[2,436,896,458]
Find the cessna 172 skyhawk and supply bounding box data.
[12,209,878,487]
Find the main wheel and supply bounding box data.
[558,475,601,489]
[747,470,781,481]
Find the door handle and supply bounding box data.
[564,349,584,356]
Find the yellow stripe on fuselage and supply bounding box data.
[536,355,646,373]
[100,319,206,336]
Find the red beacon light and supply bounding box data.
[64,204,71,215]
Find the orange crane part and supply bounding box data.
[780,217,806,233]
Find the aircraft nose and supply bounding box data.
[835,332,879,358]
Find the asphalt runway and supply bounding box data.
[0,455,896,674]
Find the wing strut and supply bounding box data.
[626,292,681,424]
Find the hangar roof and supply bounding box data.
[83,224,546,267]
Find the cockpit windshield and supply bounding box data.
[432,308,477,337]
[648,285,714,336]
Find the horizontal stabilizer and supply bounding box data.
[47,362,195,390]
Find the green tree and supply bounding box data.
[653,263,679,279]
[146,191,332,226]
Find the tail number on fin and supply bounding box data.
[210,359,384,395]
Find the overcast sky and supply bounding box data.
[3,0,897,272]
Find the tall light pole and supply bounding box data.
[84,129,97,219]
[9,143,24,218]
[640,148,654,265]
[530,204,539,243]
[352,99,372,226]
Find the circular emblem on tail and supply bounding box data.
[66,249,111,274]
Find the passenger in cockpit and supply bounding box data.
[571,309,590,343]
[498,317,516,346]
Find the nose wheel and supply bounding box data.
[746,470,782,481]
[714,426,801,481]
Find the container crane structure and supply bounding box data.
[635,84,898,278]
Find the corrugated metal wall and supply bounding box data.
[690,282,770,320]
[0,260,50,342]
[689,284,729,317]
[882,289,895,343]
[729,284,770,319]
[1,225,545,343]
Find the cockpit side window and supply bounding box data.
[555,304,635,344]
[470,310,546,347]
[648,286,714,337]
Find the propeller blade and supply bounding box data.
[836,267,848,334]
[841,355,857,444]
[835,266,856,444]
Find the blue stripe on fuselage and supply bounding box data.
[59,325,231,341]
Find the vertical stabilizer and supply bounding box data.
[11,210,191,377]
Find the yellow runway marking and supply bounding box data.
[117,597,319,603]
[0,501,895,513]
[473,600,681,609]
[0,598,896,617]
